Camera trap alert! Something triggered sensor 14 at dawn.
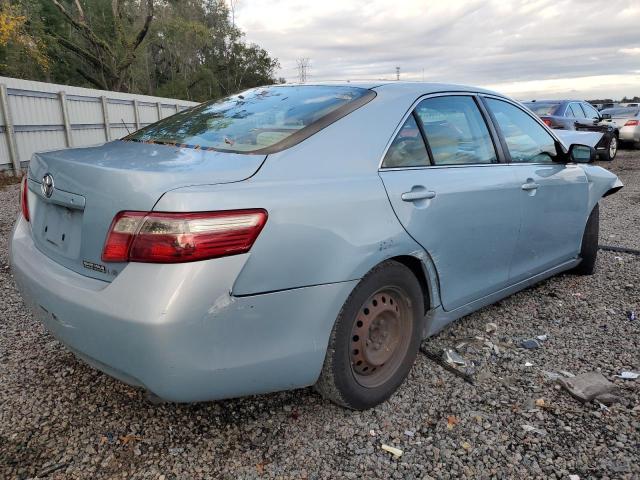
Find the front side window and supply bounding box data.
[414,96,497,166]
[582,102,600,119]
[382,114,430,168]
[485,98,558,164]
[126,85,371,153]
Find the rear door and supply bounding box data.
[482,97,588,280]
[379,94,522,311]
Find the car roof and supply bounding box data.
[525,99,579,104]
[280,81,502,96]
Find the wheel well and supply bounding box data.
[389,255,431,315]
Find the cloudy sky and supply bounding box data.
[235,0,639,100]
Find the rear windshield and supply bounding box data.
[126,85,372,153]
[601,107,639,118]
[522,102,561,116]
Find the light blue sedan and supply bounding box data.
[10,82,623,409]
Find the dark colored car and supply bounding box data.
[522,100,618,161]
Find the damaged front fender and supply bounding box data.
[581,165,623,212]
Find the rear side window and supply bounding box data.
[486,98,557,163]
[415,96,497,166]
[126,85,372,154]
[382,115,430,168]
[567,103,586,118]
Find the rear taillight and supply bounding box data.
[20,176,30,222]
[102,209,268,263]
[625,120,639,126]
[542,118,553,127]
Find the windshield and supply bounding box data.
[601,107,639,118]
[126,85,372,153]
[522,102,561,116]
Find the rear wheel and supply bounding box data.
[315,260,424,409]
[571,203,599,275]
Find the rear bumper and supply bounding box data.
[10,217,356,402]
[619,127,639,143]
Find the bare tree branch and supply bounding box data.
[132,0,154,51]
[49,0,115,57]
[73,0,85,21]
[75,67,107,90]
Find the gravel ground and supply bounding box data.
[1,152,639,479]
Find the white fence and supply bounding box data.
[0,76,200,174]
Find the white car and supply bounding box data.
[601,107,640,147]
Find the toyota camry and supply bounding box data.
[10,82,623,410]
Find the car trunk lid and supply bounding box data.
[27,140,266,282]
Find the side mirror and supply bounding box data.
[601,113,611,120]
[568,144,596,163]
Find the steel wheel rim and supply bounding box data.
[610,136,617,158]
[349,287,412,388]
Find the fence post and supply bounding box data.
[58,91,73,147]
[174,104,179,113]
[0,84,21,176]
[133,99,141,130]
[156,102,163,121]
[101,96,111,141]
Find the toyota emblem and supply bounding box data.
[41,173,54,198]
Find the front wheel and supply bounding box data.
[598,135,618,161]
[315,260,425,410]
[571,203,599,275]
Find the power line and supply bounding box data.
[296,58,311,83]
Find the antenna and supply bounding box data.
[121,118,131,135]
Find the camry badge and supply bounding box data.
[41,173,54,198]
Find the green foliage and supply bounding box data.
[1,0,279,101]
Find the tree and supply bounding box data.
[0,0,279,101]
[0,2,49,75]
[48,0,154,91]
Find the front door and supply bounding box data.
[483,97,589,280]
[379,95,522,311]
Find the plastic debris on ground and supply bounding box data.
[519,339,541,349]
[381,444,403,458]
[485,322,497,334]
[627,310,637,321]
[615,371,640,380]
[558,371,622,405]
[536,334,548,342]
[443,348,466,366]
[521,424,547,436]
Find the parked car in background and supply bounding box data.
[620,102,640,108]
[591,102,616,111]
[11,83,622,410]
[523,100,619,161]
[601,107,640,147]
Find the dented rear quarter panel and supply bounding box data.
[154,86,438,297]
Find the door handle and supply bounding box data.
[401,189,436,202]
[521,182,539,191]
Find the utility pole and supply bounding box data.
[395,66,400,81]
[297,58,311,83]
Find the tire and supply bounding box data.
[571,203,599,275]
[598,134,618,161]
[315,260,425,410]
